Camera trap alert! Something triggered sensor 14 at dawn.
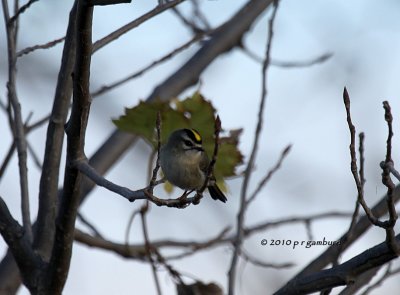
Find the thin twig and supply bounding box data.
[361,263,400,295]
[17,36,65,58]
[25,113,51,133]
[242,249,293,269]
[75,159,212,208]
[382,161,400,182]
[88,0,131,5]
[2,0,33,242]
[274,234,400,294]
[190,0,211,31]
[92,0,187,53]
[153,250,184,284]
[8,0,38,24]
[228,2,280,293]
[125,208,141,246]
[26,141,42,169]
[92,31,209,97]
[193,115,221,204]
[381,101,400,254]
[74,159,147,201]
[77,212,104,238]
[241,46,333,68]
[75,212,350,261]
[172,7,204,34]
[333,132,365,267]
[246,144,291,205]
[148,112,162,190]
[140,206,162,295]
[343,88,381,226]
[0,142,16,180]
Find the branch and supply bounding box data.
[274,234,400,295]
[2,0,33,242]
[360,263,400,295]
[286,184,400,288]
[46,1,94,293]
[140,206,162,295]
[92,0,187,52]
[73,212,350,269]
[75,158,212,208]
[91,30,210,97]
[34,0,78,262]
[0,197,41,289]
[17,36,65,58]
[148,0,276,102]
[241,46,333,68]
[344,91,399,253]
[380,101,400,254]
[8,0,38,24]
[88,0,132,5]
[343,88,383,226]
[246,144,291,205]
[193,115,221,203]
[228,2,280,293]
[242,249,293,269]
[74,229,147,259]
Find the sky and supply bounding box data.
[1,0,400,294]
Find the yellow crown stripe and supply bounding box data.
[190,129,202,142]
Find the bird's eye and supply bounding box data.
[184,140,193,147]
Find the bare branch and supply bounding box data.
[241,46,333,68]
[228,2,280,293]
[92,0,187,53]
[17,36,65,58]
[147,0,277,102]
[380,101,400,254]
[125,208,142,245]
[34,0,78,262]
[88,0,131,5]
[75,159,147,201]
[148,112,162,191]
[242,249,294,269]
[74,212,349,262]
[194,115,221,203]
[26,141,42,169]
[140,206,162,295]
[343,88,383,226]
[247,144,291,205]
[77,212,103,238]
[360,263,400,295]
[338,267,381,295]
[46,2,94,292]
[332,132,365,268]
[172,7,204,34]
[25,113,51,133]
[274,234,400,295]
[0,197,41,290]
[92,31,210,97]
[0,142,16,180]
[382,161,400,182]
[287,182,400,288]
[74,229,147,259]
[2,0,33,242]
[8,0,38,24]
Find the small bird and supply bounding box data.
[160,128,227,203]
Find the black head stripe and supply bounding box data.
[184,128,202,144]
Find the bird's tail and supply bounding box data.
[208,185,227,203]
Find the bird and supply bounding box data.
[160,128,227,203]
